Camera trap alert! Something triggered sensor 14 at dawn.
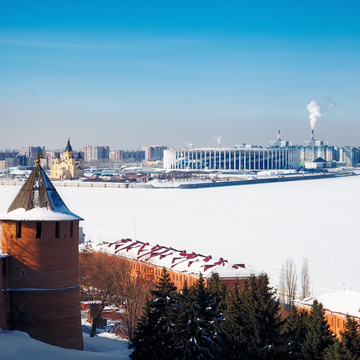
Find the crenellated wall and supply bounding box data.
[90,251,249,291]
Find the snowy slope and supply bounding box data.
[0,330,130,360]
[1,176,360,295]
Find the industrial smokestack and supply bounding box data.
[311,129,314,141]
[277,130,281,141]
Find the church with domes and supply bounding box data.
[51,138,84,180]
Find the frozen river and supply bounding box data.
[1,175,360,296]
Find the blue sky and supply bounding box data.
[1,1,359,150]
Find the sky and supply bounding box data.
[1,1,360,150]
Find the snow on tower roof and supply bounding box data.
[0,162,82,221]
[294,290,360,318]
[83,239,254,280]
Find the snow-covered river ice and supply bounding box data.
[1,175,360,295]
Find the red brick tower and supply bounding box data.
[0,160,83,350]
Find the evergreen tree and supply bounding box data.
[218,282,246,359]
[171,281,193,359]
[207,272,227,315]
[172,274,217,360]
[237,273,285,359]
[324,315,360,360]
[129,268,177,360]
[129,299,159,360]
[207,272,227,359]
[301,300,334,360]
[281,306,309,359]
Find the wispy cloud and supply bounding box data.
[0,38,89,50]
[0,35,207,53]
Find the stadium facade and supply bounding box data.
[163,147,300,171]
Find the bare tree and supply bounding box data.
[115,269,153,340]
[79,251,128,337]
[279,258,297,308]
[301,258,310,299]
[286,258,297,304]
[79,251,153,340]
[279,266,286,306]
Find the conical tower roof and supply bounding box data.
[0,162,82,221]
[64,138,73,152]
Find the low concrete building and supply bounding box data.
[293,290,360,336]
[304,157,329,169]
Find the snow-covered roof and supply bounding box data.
[314,157,327,163]
[82,239,254,280]
[0,163,82,221]
[294,290,360,318]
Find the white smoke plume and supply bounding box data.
[307,98,336,130]
[307,100,322,130]
[214,135,221,147]
[321,97,336,111]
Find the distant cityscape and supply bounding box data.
[0,144,167,169]
[1,130,359,181]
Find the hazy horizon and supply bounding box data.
[1,1,359,150]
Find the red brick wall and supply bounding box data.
[128,259,202,290]
[221,278,248,291]
[9,288,83,349]
[91,251,248,291]
[120,256,250,290]
[0,220,83,350]
[0,257,8,330]
[0,293,7,330]
[1,221,79,289]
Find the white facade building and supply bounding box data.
[163,147,300,171]
[300,145,338,163]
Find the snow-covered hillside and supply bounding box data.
[1,176,360,295]
[0,330,130,360]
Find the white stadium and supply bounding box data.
[163,147,300,171]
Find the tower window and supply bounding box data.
[70,222,74,237]
[36,222,42,238]
[55,222,60,238]
[16,221,22,238]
